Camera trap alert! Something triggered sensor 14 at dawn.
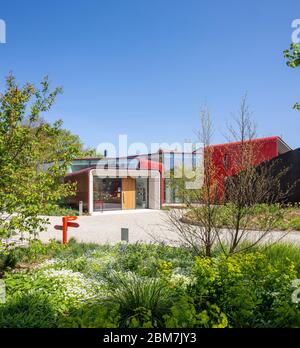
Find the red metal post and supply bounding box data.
[62,216,78,245]
[62,217,68,245]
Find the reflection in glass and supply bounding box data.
[136,178,148,209]
[93,178,122,211]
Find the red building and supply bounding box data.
[208,136,291,200]
[65,136,291,212]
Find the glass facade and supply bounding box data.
[164,178,184,204]
[162,151,203,204]
[70,158,141,173]
[69,148,203,206]
[93,178,122,211]
[135,178,148,209]
[162,153,174,178]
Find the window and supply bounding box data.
[164,178,184,204]
[192,152,197,170]
[170,152,175,170]
[93,178,122,211]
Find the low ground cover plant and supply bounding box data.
[0,239,299,328]
[184,204,300,231]
[39,204,81,216]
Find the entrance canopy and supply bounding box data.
[65,160,162,214]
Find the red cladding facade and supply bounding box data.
[208,136,288,200]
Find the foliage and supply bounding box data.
[185,204,300,232]
[0,240,300,328]
[192,252,300,327]
[59,302,120,328]
[36,125,98,162]
[0,293,59,328]
[0,250,18,271]
[0,74,82,247]
[168,97,289,256]
[39,204,80,216]
[284,43,300,110]
[284,43,300,68]
[163,297,228,328]
[107,271,173,327]
[167,107,220,257]
[118,243,193,277]
[0,239,63,272]
[14,239,64,264]
[262,243,300,277]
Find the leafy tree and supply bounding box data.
[0,74,81,246]
[167,97,290,256]
[34,123,98,162]
[284,43,300,110]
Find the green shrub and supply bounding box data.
[0,250,19,271]
[39,204,80,216]
[0,293,59,328]
[107,271,173,327]
[55,238,100,258]
[186,204,300,231]
[118,243,193,277]
[1,262,106,328]
[191,253,300,327]
[163,296,228,328]
[59,302,120,328]
[287,217,300,231]
[263,243,300,277]
[1,241,300,328]
[14,239,64,264]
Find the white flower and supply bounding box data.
[169,273,195,288]
[35,258,58,269]
[39,268,107,302]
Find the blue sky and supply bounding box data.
[0,0,299,151]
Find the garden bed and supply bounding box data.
[0,239,300,328]
[38,205,85,216]
[183,204,300,231]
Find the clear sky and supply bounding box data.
[0,0,299,151]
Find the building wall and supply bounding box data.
[64,170,90,211]
[160,138,281,204]
[65,137,286,207]
[148,176,161,210]
[210,137,278,178]
[65,168,161,213]
[252,147,300,203]
[208,137,280,200]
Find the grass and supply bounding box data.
[263,243,300,275]
[108,271,172,327]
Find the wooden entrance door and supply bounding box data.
[122,178,136,209]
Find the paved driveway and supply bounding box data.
[38,210,300,246]
[39,210,176,244]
